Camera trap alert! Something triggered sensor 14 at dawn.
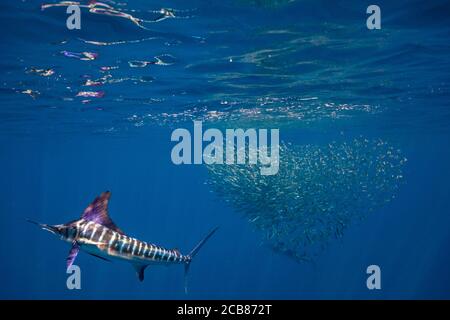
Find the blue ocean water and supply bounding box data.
[0,0,450,299]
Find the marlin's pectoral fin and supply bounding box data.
[132,263,148,282]
[67,242,80,271]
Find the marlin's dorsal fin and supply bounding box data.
[82,191,124,234]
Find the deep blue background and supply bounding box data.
[0,0,450,299]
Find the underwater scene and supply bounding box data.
[0,0,449,299]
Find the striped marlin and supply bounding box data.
[28,191,218,292]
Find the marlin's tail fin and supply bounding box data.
[184,227,219,294]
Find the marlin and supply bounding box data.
[28,191,218,292]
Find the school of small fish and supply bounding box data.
[206,138,406,261]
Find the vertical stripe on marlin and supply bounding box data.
[174,252,180,262]
[126,237,132,252]
[87,223,96,240]
[75,220,83,239]
[155,246,161,259]
[137,241,143,255]
[98,227,107,242]
[119,235,127,253]
[125,239,132,254]
[149,245,157,259]
[145,245,151,258]
[108,231,117,249]
[115,234,122,250]
[90,224,99,241]
[170,251,176,262]
[81,221,93,237]
[155,247,162,260]
[154,246,161,260]
[150,246,157,259]
[148,244,154,258]
[142,243,149,257]
[132,239,137,255]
